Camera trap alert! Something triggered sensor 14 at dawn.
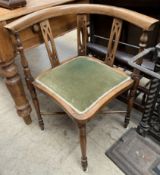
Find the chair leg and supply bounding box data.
[124,84,139,128]
[124,72,140,128]
[124,91,134,128]
[26,80,44,130]
[78,122,88,171]
[32,89,44,130]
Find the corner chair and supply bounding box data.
[5,4,158,171]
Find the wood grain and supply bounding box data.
[0,21,15,62]
[40,20,60,68]
[5,4,158,32]
[4,4,158,171]
[0,0,78,21]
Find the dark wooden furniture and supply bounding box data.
[0,0,26,9]
[0,0,87,125]
[5,4,158,171]
[89,0,160,112]
[129,44,160,141]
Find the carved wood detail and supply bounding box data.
[77,14,88,56]
[105,18,123,66]
[15,33,44,129]
[124,31,149,127]
[0,59,32,124]
[134,31,149,75]
[40,20,60,68]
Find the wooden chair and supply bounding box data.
[5,4,158,171]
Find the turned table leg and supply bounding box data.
[0,59,32,125]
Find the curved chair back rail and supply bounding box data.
[5,4,159,32]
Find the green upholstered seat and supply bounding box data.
[36,56,130,114]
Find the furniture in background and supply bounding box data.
[0,0,26,9]
[5,4,158,171]
[89,0,160,112]
[129,43,160,142]
[0,0,87,125]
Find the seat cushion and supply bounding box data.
[35,56,131,114]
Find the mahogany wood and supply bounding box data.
[4,4,158,171]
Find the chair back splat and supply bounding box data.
[77,14,88,56]
[5,4,159,171]
[40,20,60,68]
[105,18,123,66]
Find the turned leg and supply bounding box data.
[14,32,44,130]
[78,122,88,171]
[27,81,44,130]
[0,60,32,124]
[124,31,149,128]
[31,89,44,130]
[124,89,135,128]
[124,75,140,128]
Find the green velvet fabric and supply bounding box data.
[36,57,129,113]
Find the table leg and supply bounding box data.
[0,59,32,125]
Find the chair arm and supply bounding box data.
[128,47,160,80]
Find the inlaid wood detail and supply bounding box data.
[77,14,88,56]
[105,18,123,66]
[40,20,60,68]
